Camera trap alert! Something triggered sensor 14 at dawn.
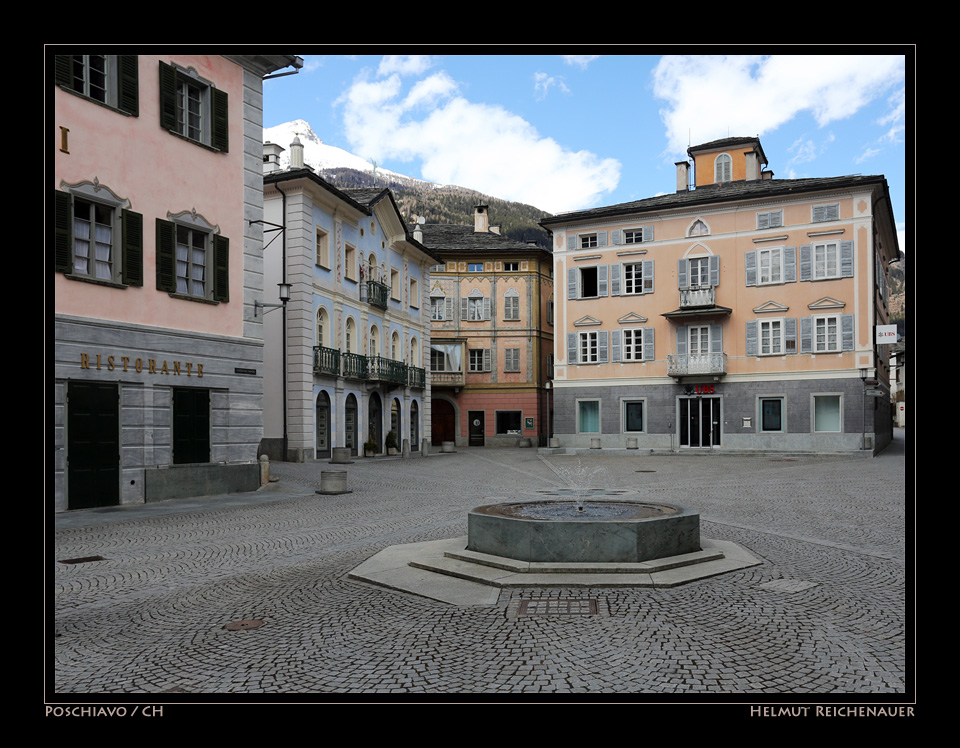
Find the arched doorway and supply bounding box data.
[391,398,401,437]
[410,400,420,452]
[432,397,456,446]
[315,390,331,459]
[345,393,358,457]
[368,391,382,453]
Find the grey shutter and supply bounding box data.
[676,327,687,356]
[709,255,720,287]
[612,229,622,245]
[610,263,621,296]
[598,331,609,363]
[709,323,722,353]
[567,333,577,364]
[598,265,608,296]
[597,232,608,247]
[642,259,654,293]
[54,190,72,273]
[643,327,654,361]
[799,245,812,282]
[840,241,854,278]
[121,208,144,287]
[643,225,655,242]
[841,314,855,351]
[155,218,176,292]
[799,317,813,353]
[757,212,770,230]
[482,297,491,321]
[677,259,688,289]
[784,317,797,353]
[745,251,757,286]
[611,330,621,362]
[784,247,797,283]
[745,321,758,356]
[483,348,491,372]
[461,297,468,321]
[444,297,453,320]
[567,268,578,300]
[567,235,577,251]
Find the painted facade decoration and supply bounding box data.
[261,138,440,461]
[541,136,899,453]
[418,206,554,447]
[53,54,302,511]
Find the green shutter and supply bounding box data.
[117,55,139,116]
[54,190,72,273]
[158,61,178,133]
[121,209,143,286]
[155,218,176,292]
[211,88,229,152]
[54,55,74,90]
[213,235,230,302]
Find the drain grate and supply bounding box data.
[59,556,107,565]
[518,599,599,616]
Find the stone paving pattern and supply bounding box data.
[53,435,908,695]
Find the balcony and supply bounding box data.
[342,351,368,380]
[368,356,408,385]
[365,280,389,310]
[408,365,426,389]
[313,345,341,376]
[667,353,727,378]
[430,369,465,388]
[679,286,715,308]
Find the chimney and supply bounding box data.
[474,204,489,233]
[745,150,759,181]
[290,134,304,168]
[263,141,284,174]
[676,161,690,192]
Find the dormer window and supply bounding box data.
[715,153,732,183]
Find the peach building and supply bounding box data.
[419,206,554,447]
[541,137,899,453]
[53,53,302,510]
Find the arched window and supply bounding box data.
[715,153,732,183]
[316,307,328,348]
[368,254,380,283]
[369,324,380,357]
[688,219,709,237]
[409,336,419,365]
[345,317,356,353]
[391,330,401,360]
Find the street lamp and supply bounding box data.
[254,282,291,316]
[860,367,868,451]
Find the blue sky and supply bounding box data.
[263,53,909,250]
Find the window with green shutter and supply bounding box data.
[158,61,228,152]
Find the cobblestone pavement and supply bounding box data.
[52,433,909,697]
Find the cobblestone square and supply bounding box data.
[52,434,910,699]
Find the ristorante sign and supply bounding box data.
[79,353,204,377]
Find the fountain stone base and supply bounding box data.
[467,499,700,564]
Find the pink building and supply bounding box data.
[419,206,554,447]
[542,137,899,453]
[53,53,302,510]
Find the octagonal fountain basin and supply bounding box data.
[467,500,700,564]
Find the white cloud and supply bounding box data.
[652,54,905,158]
[337,58,620,213]
[563,55,599,70]
[533,71,570,101]
[377,55,434,77]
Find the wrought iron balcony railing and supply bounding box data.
[365,280,389,310]
[367,356,408,385]
[407,365,425,389]
[341,351,368,379]
[313,345,341,376]
[667,352,727,377]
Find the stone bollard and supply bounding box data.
[317,470,351,495]
[402,438,411,458]
[441,441,456,453]
[259,454,270,485]
[330,447,353,464]
[421,439,430,456]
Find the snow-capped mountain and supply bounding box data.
[262,120,428,189]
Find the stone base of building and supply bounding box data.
[144,463,260,502]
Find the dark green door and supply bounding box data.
[173,388,210,464]
[67,381,120,509]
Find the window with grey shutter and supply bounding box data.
[841,314,854,351]
[643,327,654,361]
[745,320,758,356]
[745,251,757,286]
[598,330,609,363]
[611,329,621,362]
[840,241,854,278]
[567,332,578,364]
[567,267,578,300]
[784,247,797,283]
[757,210,783,229]
[812,203,839,222]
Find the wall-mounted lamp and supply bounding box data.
[254,282,291,317]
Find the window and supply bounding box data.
[316,308,328,348]
[159,61,228,151]
[496,411,522,435]
[579,266,599,297]
[391,331,401,360]
[390,268,401,300]
[54,187,143,286]
[468,263,483,272]
[504,262,519,272]
[469,349,490,372]
[812,203,839,223]
[812,242,839,279]
[758,319,783,355]
[688,219,709,236]
[345,318,356,353]
[579,331,599,363]
[369,326,380,356]
[622,262,646,295]
[504,348,520,372]
[687,325,711,355]
[623,400,645,433]
[315,227,329,268]
[758,248,784,285]
[757,210,783,229]
[431,297,445,320]
[715,153,732,182]
[504,289,520,320]
[814,395,841,432]
[409,278,419,308]
[345,244,357,281]
[580,234,598,249]
[155,216,228,301]
[623,227,652,244]
[814,315,840,353]
[463,294,490,321]
[429,263,445,272]
[622,328,646,361]
[55,55,139,115]
[547,300,554,325]
[759,397,784,432]
[688,257,710,288]
[430,344,461,372]
[578,400,600,434]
